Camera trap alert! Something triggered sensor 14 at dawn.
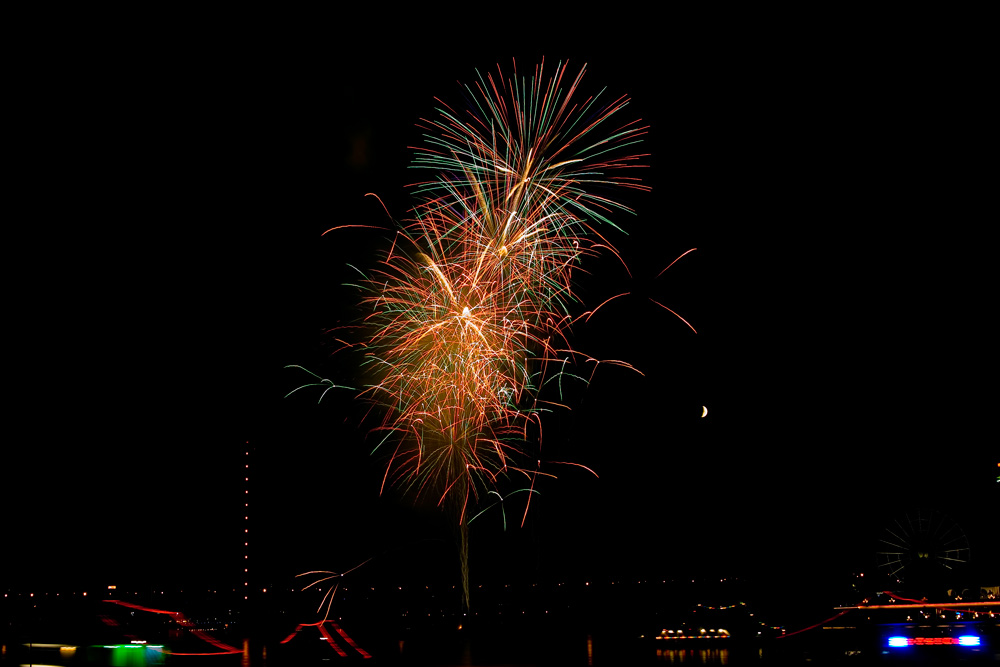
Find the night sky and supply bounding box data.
[7,10,995,614]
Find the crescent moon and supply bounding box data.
[701,405,708,418]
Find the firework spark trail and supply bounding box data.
[298,60,650,614]
[356,60,648,515]
[296,557,374,622]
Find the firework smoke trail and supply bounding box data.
[346,59,647,611]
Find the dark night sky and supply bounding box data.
[7,10,995,611]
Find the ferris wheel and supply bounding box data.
[876,510,970,584]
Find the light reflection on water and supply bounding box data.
[0,630,773,666]
[655,647,730,664]
[203,637,755,667]
[0,638,774,667]
[231,637,747,666]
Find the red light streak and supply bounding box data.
[317,624,349,657]
[656,247,698,279]
[331,621,372,659]
[321,223,384,237]
[280,621,371,659]
[776,611,850,640]
[103,599,241,655]
[648,298,698,334]
[582,292,630,323]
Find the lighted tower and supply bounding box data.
[244,442,250,602]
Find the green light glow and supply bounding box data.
[96,644,165,666]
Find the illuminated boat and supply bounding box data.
[644,627,732,643]
[653,628,732,643]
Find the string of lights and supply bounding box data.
[244,443,249,601]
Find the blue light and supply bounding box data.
[887,636,908,647]
[958,635,981,646]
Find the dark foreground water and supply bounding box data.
[4,625,999,666]
[3,591,997,665]
[0,636,827,667]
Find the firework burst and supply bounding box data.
[303,60,648,612]
[356,60,647,516]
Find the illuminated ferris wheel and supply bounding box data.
[877,510,970,584]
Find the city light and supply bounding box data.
[887,635,981,647]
